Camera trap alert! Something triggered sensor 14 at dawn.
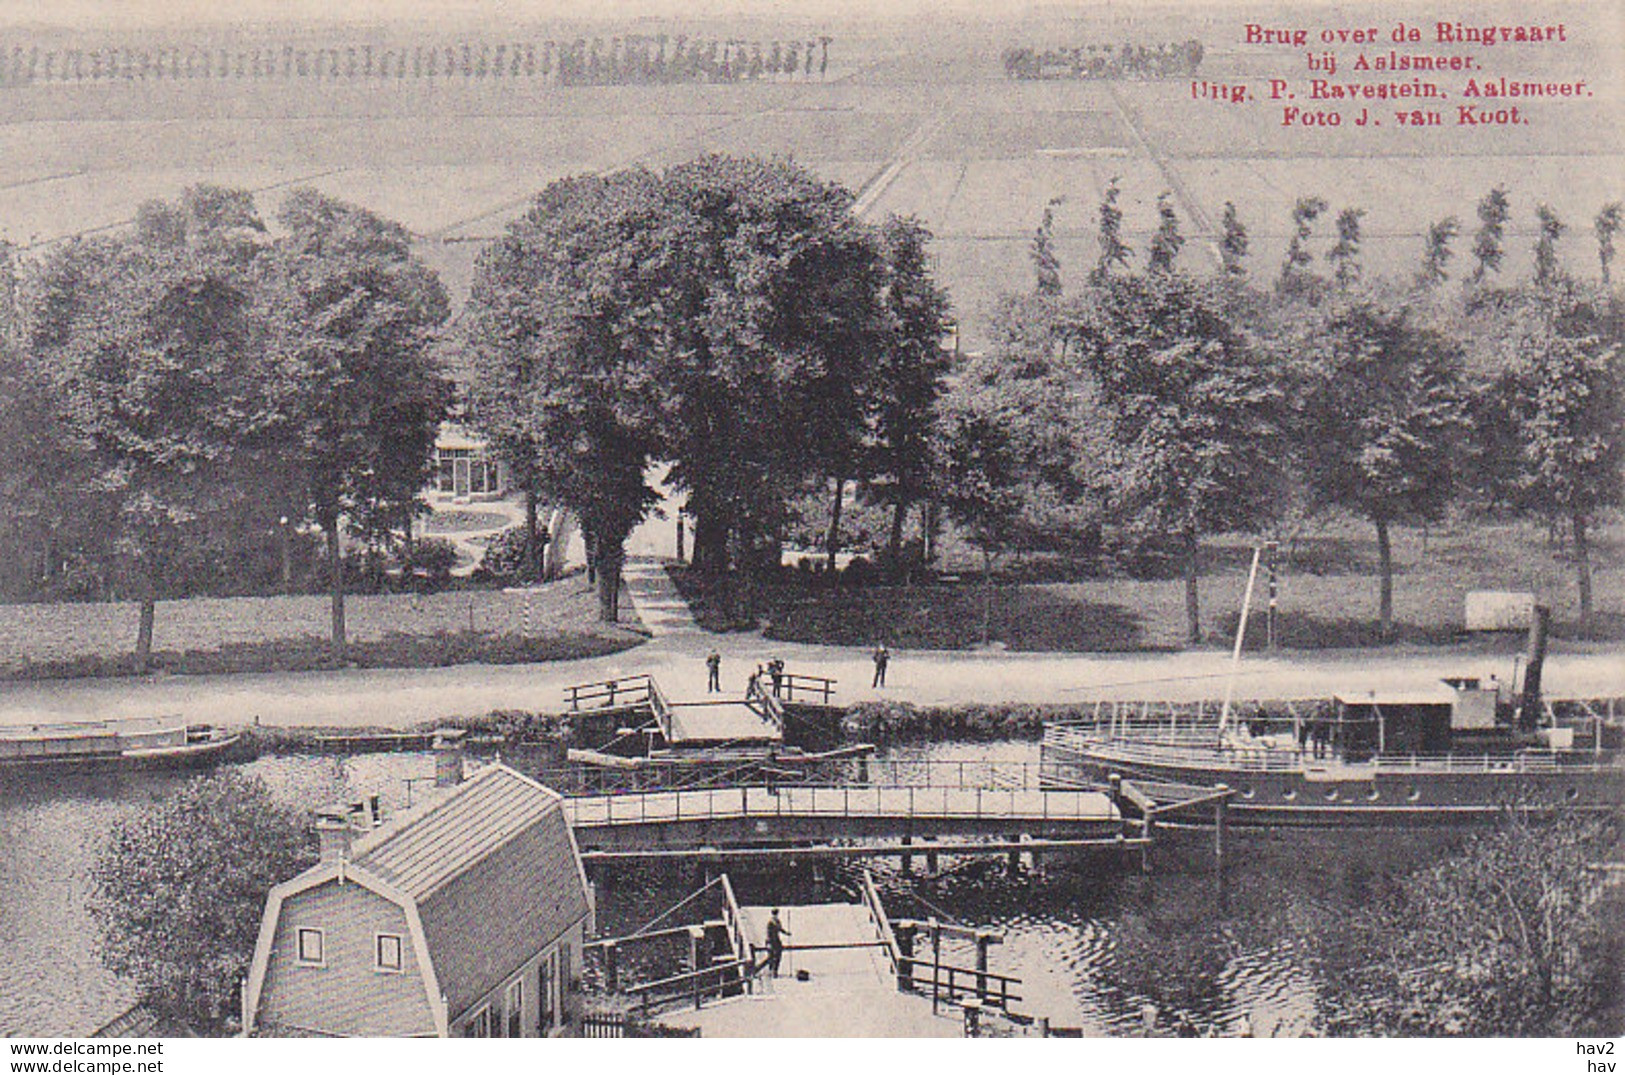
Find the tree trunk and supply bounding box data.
[888,498,908,580]
[1184,525,1201,644]
[133,596,155,675]
[1375,516,1393,640]
[981,548,994,647]
[524,489,540,581]
[691,511,730,576]
[1573,513,1592,626]
[278,521,293,592]
[324,513,347,662]
[825,475,846,581]
[596,539,622,623]
[584,530,597,587]
[922,499,940,567]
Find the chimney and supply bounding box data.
[315,809,352,863]
[433,729,466,788]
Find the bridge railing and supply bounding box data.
[563,784,1110,827]
[538,757,1050,797]
[778,672,838,705]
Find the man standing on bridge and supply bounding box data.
[706,649,721,692]
[765,909,791,977]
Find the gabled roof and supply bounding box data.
[246,763,591,1034]
[351,764,565,901]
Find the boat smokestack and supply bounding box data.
[433,729,466,788]
[315,809,352,863]
[1517,604,1551,732]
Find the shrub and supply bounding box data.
[406,537,459,584]
[841,556,874,585]
[479,526,545,580]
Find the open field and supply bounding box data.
[0,574,645,680]
[1,3,1618,350]
[677,517,1625,652]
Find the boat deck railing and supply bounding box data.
[1043,724,1618,776]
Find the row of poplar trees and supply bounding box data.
[975,182,1624,643]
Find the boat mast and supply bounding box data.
[1218,542,1266,739]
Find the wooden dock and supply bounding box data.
[658,903,963,1038]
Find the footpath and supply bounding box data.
[2,558,1622,730]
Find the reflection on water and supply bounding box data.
[0,752,438,1037]
[0,743,1462,1037]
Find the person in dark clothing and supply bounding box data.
[764,909,791,976]
[872,643,889,688]
[768,657,784,697]
[706,649,721,692]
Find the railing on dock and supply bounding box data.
[743,677,785,731]
[860,868,1022,1013]
[565,674,656,713]
[581,872,757,1017]
[778,672,838,706]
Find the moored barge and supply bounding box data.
[0,716,241,772]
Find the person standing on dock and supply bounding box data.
[872,642,889,688]
[765,909,791,977]
[768,657,784,697]
[706,649,721,692]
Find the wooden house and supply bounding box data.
[242,753,592,1037]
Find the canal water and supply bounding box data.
[0,742,1466,1038]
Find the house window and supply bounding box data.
[435,446,500,496]
[296,928,324,966]
[375,933,403,972]
[464,1006,491,1038]
[538,950,556,1033]
[506,978,523,1038]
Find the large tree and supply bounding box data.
[654,155,890,615]
[1298,293,1469,638]
[1511,285,1624,625]
[462,171,665,621]
[89,772,315,1034]
[935,386,1030,647]
[22,187,273,671]
[1063,271,1289,643]
[862,214,953,576]
[265,190,450,658]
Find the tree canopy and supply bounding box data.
[263,189,452,656]
[1061,271,1289,642]
[1297,292,1469,636]
[1314,812,1623,1036]
[22,187,276,671]
[462,155,949,621]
